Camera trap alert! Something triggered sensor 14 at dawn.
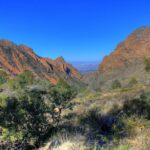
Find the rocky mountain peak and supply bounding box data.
[99,26,150,73]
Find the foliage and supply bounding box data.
[112,145,129,150]
[8,70,35,90]
[56,79,71,89]
[144,58,150,72]
[49,79,77,109]
[128,77,138,87]
[0,91,51,147]
[0,76,77,148]
[111,80,122,89]
[0,70,8,85]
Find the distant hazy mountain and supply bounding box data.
[70,61,100,75]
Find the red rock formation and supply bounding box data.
[99,27,150,73]
[0,39,81,84]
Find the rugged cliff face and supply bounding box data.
[0,39,81,84]
[83,27,150,89]
[99,26,150,73]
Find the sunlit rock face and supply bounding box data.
[99,27,150,73]
[0,39,81,85]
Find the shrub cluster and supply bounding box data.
[111,80,122,89]
[0,71,77,149]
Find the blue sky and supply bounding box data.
[0,0,150,62]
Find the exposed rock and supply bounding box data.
[99,26,150,73]
[83,27,150,89]
[0,39,81,85]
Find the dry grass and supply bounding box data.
[52,141,88,150]
[39,84,150,150]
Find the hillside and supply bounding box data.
[0,39,81,85]
[99,26,150,73]
[83,27,150,90]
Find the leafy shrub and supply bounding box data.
[0,78,77,148]
[128,77,138,87]
[56,79,71,89]
[0,70,8,85]
[111,80,122,89]
[78,107,125,147]
[8,70,35,90]
[144,58,150,72]
[49,79,77,109]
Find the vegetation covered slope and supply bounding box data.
[0,71,78,149]
[2,27,150,150]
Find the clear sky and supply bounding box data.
[0,0,150,62]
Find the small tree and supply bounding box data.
[111,80,122,89]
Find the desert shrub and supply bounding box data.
[144,58,150,72]
[0,70,8,85]
[0,79,77,148]
[128,77,138,87]
[0,90,52,147]
[36,79,52,91]
[112,145,129,150]
[111,80,122,89]
[49,80,77,109]
[121,99,150,118]
[56,79,71,89]
[140,91,150,104]
[8,70,35,90]
[78,107,125,147]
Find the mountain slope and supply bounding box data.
[99,26,150,73]
[0,39,81,84]
[83,26,150,89]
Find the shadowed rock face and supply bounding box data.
[0,39,81,84]
[99,26,150,73]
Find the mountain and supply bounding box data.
[83,26,150,89]
[99,26,150,73]
[0,39,81,85]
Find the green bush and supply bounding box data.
[144,58,150,72]
[128,77,138,87]
[56,79,71,89]
[0,70,8,85]
[1,90,52,147]
[8,70,35,90]
[0,78,77,148]
[49,80,77,109]
[111,80,122,89]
